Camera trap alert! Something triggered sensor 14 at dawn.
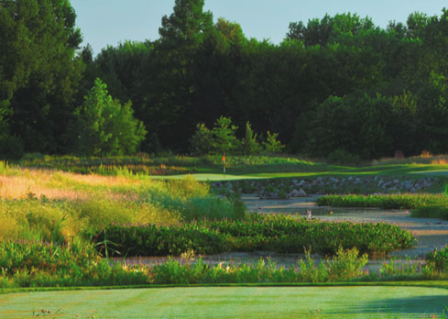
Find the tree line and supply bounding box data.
[1,0,448,160]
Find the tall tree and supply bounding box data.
[0,0,84,154]
[140,0,213,151]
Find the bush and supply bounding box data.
[189,117,285,155]
[317,194,446,210]
[426,246,448,272]
[412,205,448,220]
[99,214,417,257]
[96,225,226,256]
[189,123,214,155]
[263,131,285,154]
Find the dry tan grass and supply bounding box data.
[0,168,143,201]
[0,175,88,200]
[372,153,448,166]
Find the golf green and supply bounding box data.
[1,286,448,318]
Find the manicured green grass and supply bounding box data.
[1,285,448,318]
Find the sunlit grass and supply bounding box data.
[0,167,237,242]
[372,152,448,166]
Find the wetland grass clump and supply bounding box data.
[411,205,448,219]
[317,193,448,210]
[101,213,417,257]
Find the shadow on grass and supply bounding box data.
[336,295,448,317]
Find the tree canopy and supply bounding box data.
[1,0,448,160]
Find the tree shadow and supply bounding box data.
[327,295,448,317]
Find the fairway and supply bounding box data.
[2,286,448,318]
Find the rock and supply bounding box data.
[403,181,413,189]
[297,188,307,197]
[329,177,339,183]
[288,189,301,197]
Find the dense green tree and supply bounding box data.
[0,0,84,154]
[71,78,146,156]
[3,0,447,160]
[189,123,213,155]
[211,116,240,154]
[139,0,214,151]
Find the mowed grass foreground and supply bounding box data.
[1,285,448,319]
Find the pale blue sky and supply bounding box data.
[70,0,447,55]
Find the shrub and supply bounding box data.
[412,205,448,220]
[189,123,214,155]
[263,131,285,154]
[426,246,448,272]
[317,194,446,210]
[326,246,369,281]
[96,225,226,256]
[100,214,417,257]
[241,122,262,155]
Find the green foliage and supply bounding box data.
[211,116,240,154]
[412,205,448,220]
[327,149,361,166]
[3,1,448,158]
[326,246,369,281]
[189,123,214,155]
[426,246,448,272]
[96,225,226,257]
[101,213,417,257]
[0,0,84,154]
[317,194,448,210]
[0,240,150,288]
[190,117,284,155]
[0,134,24,160]
[241,122,262,155]
[72,78,146,156]
[263,131,285,154]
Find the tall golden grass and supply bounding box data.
[372,152,448,166]
[0,165,213,242]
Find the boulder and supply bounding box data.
[297,188,307,197]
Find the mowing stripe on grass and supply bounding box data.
[1,286,448,318]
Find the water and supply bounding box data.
[113,194,448,274]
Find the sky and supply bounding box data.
[70,0,447,55]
